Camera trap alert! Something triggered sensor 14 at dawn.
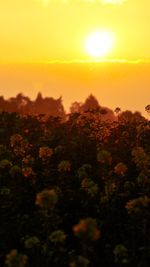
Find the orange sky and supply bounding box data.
[0,0,149,62]
[0,0,150,115]
[0,61,150,116]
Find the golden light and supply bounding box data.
[85,31,115,58]
[35,0,50,7]
[101,0,126,4]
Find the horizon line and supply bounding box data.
[1,58,150,65]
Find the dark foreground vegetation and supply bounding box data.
[0,101,150,267]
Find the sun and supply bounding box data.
[85,31,115,58]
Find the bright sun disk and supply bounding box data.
[86,31,115,58]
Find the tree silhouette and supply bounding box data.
[70,101,82,114]
[81,94,100,112]
[114,107,121,115]
[145,105,150,117]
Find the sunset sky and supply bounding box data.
[0,0,150,114]
[0,0,149,62]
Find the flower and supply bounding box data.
[81,178,98,197]
[5,249,28,267]
[49,230,66,243]
[24,128,29,134]
[125,196,150,215]
[92,228,101,241]
[58,160,71,172]
[22,167,34,177]
[10,134,29,157]
[10,134,24,147]
[114,162,127,176]
[35,189,58,210]
[24,236,40,249]
[39,146,53,159]
[73,218,100,241]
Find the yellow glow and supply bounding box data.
[43,0,49,6]
[36,0,50,6]
[101,0,126,4]
[85,31,114,57]
[0,0,149,62]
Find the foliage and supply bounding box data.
[24,236,40,249]
[49,230,66,243]
[0,109,150,267]
[5,250,28,267]
[113,244,128,265]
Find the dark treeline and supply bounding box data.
[0,100,150,267]
[0,93,116,120]
[0,93,65,118]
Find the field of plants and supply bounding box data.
[0,110,150,267]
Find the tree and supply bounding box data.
[81,95,100,112]
[114,107,121,114]
[70,101,82,114]
[145,105,150,114]
[145,105,150,120]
